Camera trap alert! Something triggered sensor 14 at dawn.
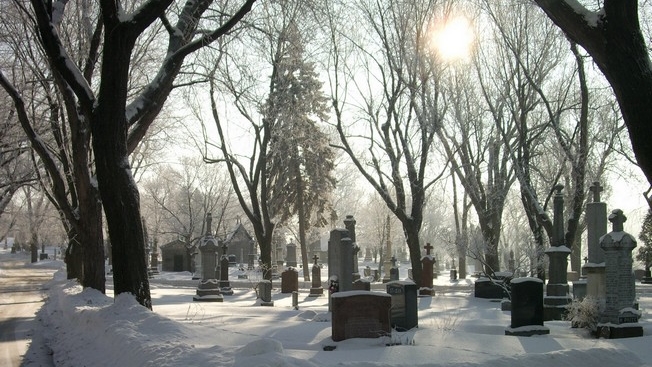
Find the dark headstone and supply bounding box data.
[505,277,549,336]
[259,280,274,306]
[386,280,418,331]
[450,269,458,281]
[309,255,324,297]
[419,243,435,296]
[331,291,391,341]
[194,213,223,302]
[389,256,399,281]
[474,277,509,299]
[352,279,371,291]
[281,268,299,294]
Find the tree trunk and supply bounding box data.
[65,234,82,280]
[78,203,105,292]
[480,218,501,275]
[295,169,310,282]
[92,24,151,309]
[404,223,422,284]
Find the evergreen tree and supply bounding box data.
[265,22,336,281]
[637,209,652,272]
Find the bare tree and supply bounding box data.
[19,0,256,308]
[534,1,652,196]
[327,0,448,283]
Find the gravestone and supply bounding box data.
[572,279,587,300]
[389,256,399,281]
[193,213,223,302]
[258,280,274,306]
[219,242,234,296]
[275,244,284,274]
[281,267,299,294]
[344,215,361,281]
[584,182,608,301]
[331,291,392,342]
[386,280,418,331]
[450,259,458,281]
[474,276,509,299]
[543,185,572,321]
[149,239,159,275]
[596,209,643,338]
[352,278,371,291]
[505,277,549,336]
[247,239,256,270]
[328,228,354,310]
[286,241,298,268]
[508,250,515,273]
[309,255,324,297]
[363,266,371,278]
[419,243,435,296]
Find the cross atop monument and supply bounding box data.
[424,243,433,256]
[205,212,212,236]
[391,255,397,268]
[312,254,319,265]
[589,181,603,203]
[608,209,627,232]
[221,241,228,257]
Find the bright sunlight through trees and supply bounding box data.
[431,16,475,62]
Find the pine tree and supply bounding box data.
[637,209,652,272]
[264,22,336,281]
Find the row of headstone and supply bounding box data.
[505,183,642,339]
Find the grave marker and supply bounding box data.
[386,280,418,331]
[596,209,642,338]
[309,255,324,297]
[543,185,572,320]
[281,267,299,294]
[331,291,391,341]
[505,277,549,336]
[193,213,223,302]
[419,243,435,296]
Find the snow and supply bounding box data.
[510,277,543,284]
[564,0,603,27]
[11,248,652,367]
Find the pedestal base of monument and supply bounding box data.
[505,325,550,337]
[595,323,643,339]
[193,279,224,302]
[543,296,571,321]
[642,277,652,284]
[309,287,324,297]
[219,280,234,295]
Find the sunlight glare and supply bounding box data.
[432,16,475,62]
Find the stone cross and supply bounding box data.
[205,212,212,235]
[608,209,626,232]
[221,242,228,257]
[589,181,603,203]
[313,254,319,265]
[391,255,397,268]
[424,243,433,256]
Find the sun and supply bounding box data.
[431,16,475,62]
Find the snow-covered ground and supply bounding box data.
[11,247,652,366]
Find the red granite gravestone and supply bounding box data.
[281,267,299,294]
[419,243,435,296]
[331,291,392,342]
